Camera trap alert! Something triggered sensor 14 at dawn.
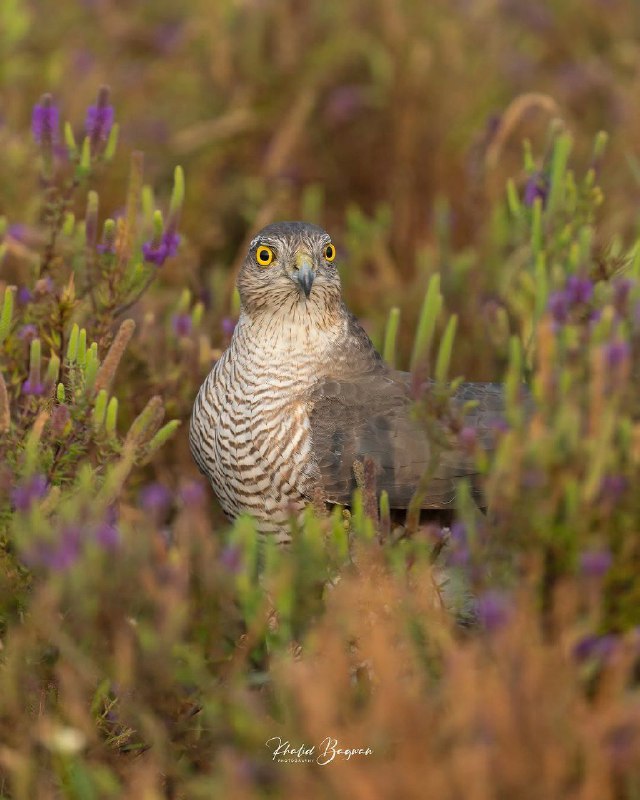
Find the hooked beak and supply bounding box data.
[294,255,315,299]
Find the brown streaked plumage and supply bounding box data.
[190,221,505,543]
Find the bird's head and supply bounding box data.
[237,221,343,322]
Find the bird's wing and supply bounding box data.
[309,370,507,509]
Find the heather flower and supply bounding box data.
[599,474,628,503]
[565,275,594,305]
[548,276,593,325]
[221,317,237,338]
[21,378,45,396]
[489,417,510,434]
[85,86,115,155]
[172,313,192,337]
[94,521,120,551]
[523,172,548,207]
[17,287,33,305]
[8,223,29,242]
[475,590,512,631]
[179,480,206,506]
[459,426,477,453]
[450,521,467,545]
[47,526,82,571]
[32,95,59,146]
[605,339,630,368]
[11,474,48,511]
[573,633,618,663]
[446,521,470,566]
[85,104,115,142]
[579,549,613,578]
[589,307,602,324]
[139,482,172,513]
[21,525,83,572]
[220,544,243,573]
[96,241,115,255]
[548,291,569,323]
[613,278,633,312]
[142,230,180,267]
[18,324,38,342]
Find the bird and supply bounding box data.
[190,221,506,544]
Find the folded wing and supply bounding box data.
[309,369,507,509]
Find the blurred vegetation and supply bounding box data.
[2,0,640,797]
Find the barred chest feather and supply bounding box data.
[190,309,348,542]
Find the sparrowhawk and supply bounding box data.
[190,221,504,543]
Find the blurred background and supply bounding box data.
[3,0,640,345]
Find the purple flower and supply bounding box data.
[446,522,470,566]
[179,481,206,506]
[11,474,48,511]
[523,172,548,207]
[599,474,628,503]
[221,317,237,338]
[589,307,602,324]
[579,549,613,578]
[605,340,630,369]
[85,86,115,155]
[172,313,192,338]
[96,241,115,255]
[8,224,29,242]
[489,417,510,434]
[548,291,569,323]
[565,275,594,305]
[475,590,512,631]
[32,97,59,145]
[17,287,33,305]
[85,104,115,142]
[450,521,467,545]
[18,324,38,342]
[220,544,243,573]
[21,378,45,396]
[573,633,618,663]
[139,482,172,513]
[142,231,180,267]
[613,278,633,312]
[94,522,120,551]
[47,527,82,571]
[458,426,477,453]
[22,525,83,572]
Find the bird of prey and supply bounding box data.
[190,221,505,544]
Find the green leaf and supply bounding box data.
[434,314,457,383]
[0,285,15,345]
[410,274,442,373]
[382,306,400,367]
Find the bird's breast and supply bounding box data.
[190,341,323,539]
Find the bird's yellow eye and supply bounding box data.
[256,245,275,267]
[323,243,336,262]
